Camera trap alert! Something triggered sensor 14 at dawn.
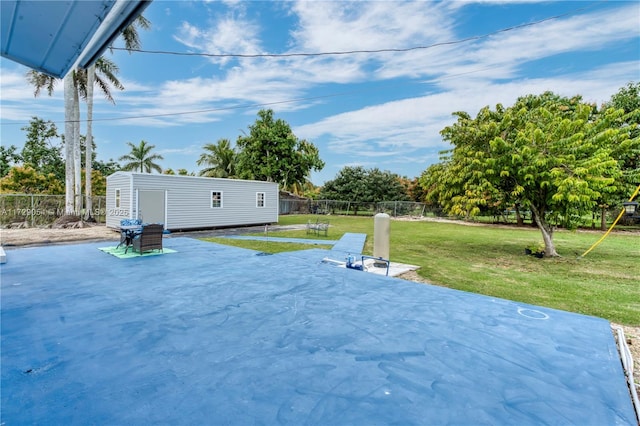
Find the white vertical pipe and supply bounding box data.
[373,212,390,261]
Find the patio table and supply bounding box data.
[118,225,143,252]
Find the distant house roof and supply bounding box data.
[280,190,308,201]
[1,0,151,78]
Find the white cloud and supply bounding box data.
[0,69,62,101]
[289,1,455,52]
[296,60,640,166]
[465,4,640,70]
[0,68,65,121]
[173,7,262,66]
[373,2,640,84]
[158,144,201,156]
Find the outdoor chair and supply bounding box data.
[130,224,164,255]
[306,219,329,236]
[306,219,317,235]
[316,219,330,236]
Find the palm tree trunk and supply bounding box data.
[85,65,95,220]
[64,74,75,215]
[73,84,82,215]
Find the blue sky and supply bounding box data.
[1,0,639,185]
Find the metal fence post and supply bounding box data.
[30,194,35,226]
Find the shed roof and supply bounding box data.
[107,171,279,186]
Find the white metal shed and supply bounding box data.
[106,172,279,231]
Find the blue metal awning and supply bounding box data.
[1,0,151,78]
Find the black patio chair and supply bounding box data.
[130,224,164,255]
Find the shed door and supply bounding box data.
[138,190,166,226]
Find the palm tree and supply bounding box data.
[119,140,164,173]
[79,57,124,219]
[27,60,123,215]
[84,65,96,219]
[64,74,77,214]
[26,70,76,213]
[117,15,151,52]
[285,178,316,197]
[26,71,56,97]
[83,15,151,220]
[197,139,237,178]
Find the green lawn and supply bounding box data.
[202,214,639,326]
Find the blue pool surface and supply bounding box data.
[1,237,635,425]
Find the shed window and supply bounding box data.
[115,189,121,208]
[256,192,265,208]
[211,191,223,208]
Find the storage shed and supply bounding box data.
[106,172,279,231]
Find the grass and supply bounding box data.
[202,214,639,326]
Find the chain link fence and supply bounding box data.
[3,194,630,229]
[0,194,107,227]
[279,199,445,218]
[4,195,430,228]
[280,198,631,230]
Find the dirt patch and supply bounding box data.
[0,223,308,247]
[1,223,118,247]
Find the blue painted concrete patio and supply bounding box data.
[1,237,635,424]
[221,231,367,256]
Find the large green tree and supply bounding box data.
[0,145,21,177]
[320,166,368,202]
[320,166,409,214]
[607,81,640,117]
[119,140,164,173]
[419,162,448,207]
[604,82,640,185]
[236,109,324,188]
[4,117,119,194]
[197,138,237,178]
[93,158,121,177]
[591,82,640,228]
[427,91,639,257]
[20,117,64,181]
